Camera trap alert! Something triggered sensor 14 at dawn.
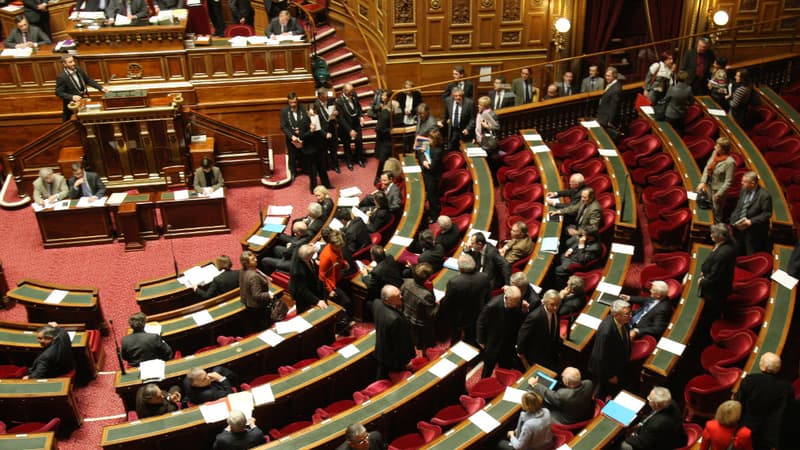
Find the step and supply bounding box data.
[354,86,374,100]
[314,25,336,41]
[329,61,363,78]
[315,35,345,55]
[333,73,369,90]
[320,47,354,65]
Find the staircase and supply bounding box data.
[312,25,377,153]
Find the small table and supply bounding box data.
[158,190,230,238]
[118,202,144,251]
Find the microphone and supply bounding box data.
[259,202,264,225]
[108,319,126,375]
[167,225,179,277]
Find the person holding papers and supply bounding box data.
[496,391,554,450]
[415,129,444,219]
[213,410,266,450]
[32,167,68,206]
[183,366,238,404]
[135,383,182,418]
[239,250,274,333]
[4,16,51,49]
[618,280,672,341]
[67,163,106,200]
[266,10,304,38]
[196,255,240,300]
[23,322,75,379]
[55,55,109,122]
[528,367,594,425]
[121,312,174,367]
[193,157,225,195]
[621,387,686,450]
[588,299,631,399]
[105,0,149,24]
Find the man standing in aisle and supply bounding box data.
[336,83,365,170]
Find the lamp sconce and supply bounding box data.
[552,17,571,53]
[708,9,729,45]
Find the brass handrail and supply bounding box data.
[334,0,385,90]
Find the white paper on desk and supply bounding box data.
[596,281,622,296]
[772,269,799,289]
[144,322,162,335]
[576,313,602,330]
[251,383,275,405]
[598,148,618,157]
[656,336,686,356]
[640,105,655,115]
[247,235,269,247]
[114,14,132,25]
[433,289,445,302]
[707,108,727,116]
[523,133,542,141]
[199,264,222,285]
[469,409,501,433]
[337,196,359,207]
[502,386,526,404]
[580,120,601,128]
[686,191,698,201]
[540,237,559,253]
[327,218,344,231]
[1,47,33,57]
[139,359,166,381]
[288,316,312,333]
[76,197,93,208]
[614,391,645,413]
[54,200,70,210]
[557,444,573,450]
[351,206,369,223]
[173,190,190,201]
[263,216,284,225]
[337,344,360,359]
[267,205,293,216]
[466,147,488,158]
[531,144,550,153]
[247,35,270,45]
[107,192,127,206]
[182,265,205,287]
[191,135,207,143]
[404,165,422,173]
[443,257,459,271]
[258,329,284,346]
[389,235,414,247]
[32,203,44,212]
[209,188,224,198]
[191,310,214,326]
[199,399,229,423]
[274,319,295,335]
[429,358,458,378]
[339,186,363,198]
[227,391,255,420]
[611,243,635,255]
[229,36,249,47]
[450,341,479,362]
[186,0,201,5]
[1,4,23,11]
[67,331,76,341]
[44,289,69,304]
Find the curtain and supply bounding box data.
[583,0,625,55]
[647,0,684,49]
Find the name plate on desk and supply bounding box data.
[103,89,149,110]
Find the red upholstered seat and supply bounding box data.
[271,271,291,289]
[552,428,575,448]
[503,183,543,204]
[246,373,280,388]
[439,192,474,218]
[569,158,605,180]
[726,278,770,308]
[621,135,662,168]
[767,135,800,154]
[734,252,772,282]
[750,120,791,149]
[430,395,486,427]
[438,169,471,202]
[622,118,652,145]
[502,149,535,168]
[559,143,598,174]
[684,365,742,420]
[683,104,703,125]
[410,356,429,372]
[679,423,704,449]
[315,399,355,419]
[550,126,589,159]
[684,117,718,138]
[574,270,603,293]
[0,364,28,379]
[502,166,541,187]
[598,209,616,238]
[710,307,765,341]
[269,421,313,440]
[224,24,255,37]
[360,379,393,397]
[389,370,412,384]
[700,330,756,370]
[644,170,682,189]
[649,209,691,247]
[684,135,715,161]
[467,378,505,400]
[585,174,612,194]
[5,418,61,434]
[388,421,442,450]
[596,192,616,210]
[642,187,688,221]
[631,153,674,185]
[630,335,657,362]
[441,152,467,172]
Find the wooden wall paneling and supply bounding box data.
[0,61,16,87]
[165,55,187,80]
[478,13,496,48]
[251,52,269,74]
[230,51,250,76]
[426,16,445,51]
[209,53,230,78]
[15,61,37,86]
[188,54,210,79]
[289,48,309,73]
[7,123,82,196]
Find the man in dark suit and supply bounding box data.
[24,323,75,379]
[441,64,474,99]
[516,289,561,369]
[588,299,631,399]
[229,0,254,26]
[622,387,687,450]
[336,83,365,170]
[67,163,107,199]
[730,171,772,255]
[361,245,403,308]
[4,16,50,49]
[413,229,445,274]
[439,253,491,345]
[196,255,240,299]
[620,280,672,340]
[360,172,401,213]
[529,367,594,425]
[700,223,737,322]
[193,157,225,194]
[398,80,423,128]
[55,55,108,122]
[546,173,586,226]
[372,285,415,380]
[22,0,50,38]
[213,410,266,450]
[435,215,461,252]
[289,244,330,313]
[735,352,794,450]
[680,36,716,95]
[280,92,309,178]
[510,271,541,312]
[121,312,174,366]
[183,366,237,404]
[580,65,605,93]
[260,221,310,274]
[315,87,341,173]
[105,0,149,24]
[338,208,371,266]
[266,9,304,37]
[555,71,575,97]
[596,66,622,127]
[511,67,536,105]
[466,232,511,289]
[489,76,515,110]
[552,187,602,239]
[336,422,386,450]
[554,226,603,285]
[477,286,525,378]
[438,87,476,151]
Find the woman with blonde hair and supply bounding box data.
[699,400,752,450]
[497,391,554,450]
[383,157,403,179]
[313,185,334,218]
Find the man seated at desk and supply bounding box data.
[213,410,266,450]
[135,383,182,418]
[121,312,174,367]
[32,167,68,206]
[75,0,106,11]
[183,366,238,404]
[105,0,149,24]
[23,322,75,379]
[196,255,240,299]
[266,10,304,39]
[68,163,107,200]
[4,16,51,49]
[193,157,225,195]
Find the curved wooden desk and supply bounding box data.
[0,432,56,450]
[0,327,98,381]
[135,260,216,315]
[0,378,81,430]
[8,279,107,332]
[240,210,292,253]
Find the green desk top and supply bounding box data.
[154,297,242,336]
[159,190,220,201]
[9,283,95,307]
[0,432,54,450]
[585,125,637,227]
[758,86,800,134]
[698,96,791,225]
[639,109,714,228]
[103,332,377,444]
[121,193,153,203]
[136,263,214,301]
[0,378,70,396]
[243,212,290,253]
[566,251,632,351]
[568,414,624,450]
[644,244,708,376]
[0,327,87,348]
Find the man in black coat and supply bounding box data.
[229,0,254,26]
[336,422,387,450]
[700,223,737,321]
[22,0,51,38]
[213,410,266,450]
[477,286,525,378]
[466,232,511,290]
[280,92,309,178]
[197,255,240,299]
[24,323,75,379]
[336,83,365,170]
[680,37,716,95]
[4,16,51,49]
[441,64,474,99]
[434,215,461,253]
[730,171,772,256]
[510,271,541,312]
[735,352,794,450]
[121,312,174,367]
[596,66,622,127]
[588,299,631,399]
[315,87,341,173]
[289,244,330,314]
[361,246,403,309]
[55,55,108,122]
[516,289,561,370]
[438,87,476,151]
[266,10,304,37]
[620,280,672,340]
[554,226,603,285]
[260,221,310,275]
[622,387,687,450]
[105,0,149,23]
[183,366,237,404]
[67,164,107,199]
[372,285,415,380]
[529,367,594,425]
[439,253,491,345]
[339,208,371,258]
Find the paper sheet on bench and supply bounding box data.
[227,391,254,420]
[199,399,229,423]
[469,409,501,433]
[686,191,698,201]
[247,235,269,247]
[540,237,559,253]
[144,322,162,335]
[191,310,214,326]
[531,145,550,153]
[576,313,601,330]
[429,358,457,378]
[258,329,284,346]
[339,187,362,198]
[580,120,601,128]
[596,281,622,296]
[640,106,655,115]
[337,344,359,359]
[351,206,369,223]
[502,386,526,404]
[173,190,190,201]
[44,289,69,304]
[251,383,275,406]
[656,336,686,356]
[523,133,542,141]
[263,216,284,224]
[614,391,645,412]
[611,243,635,255]
[707,108,727,116]
[772,269,798,289]
[443,257,459,271]
[107,192,127,205]
[433,289,445,302]
[404,165,422,173]
[267,205,293,216]
[450,341,479,362]
[337,196,359,207]
[598,148,618,157]
[139,359,166,381]
[390,235,413,247]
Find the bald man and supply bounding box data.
[372,285,415,380]
[735,352,794,450]
[529,367,594,425]
[477,286,525,378]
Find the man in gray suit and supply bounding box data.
[551,187,602,238]
[511,67,536,105]
[555,71,575,97]
[580,65,605,93]
[32,167,68,206]
[4,16,50,49]
[529,367,594,425]
[193,157,225,194]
